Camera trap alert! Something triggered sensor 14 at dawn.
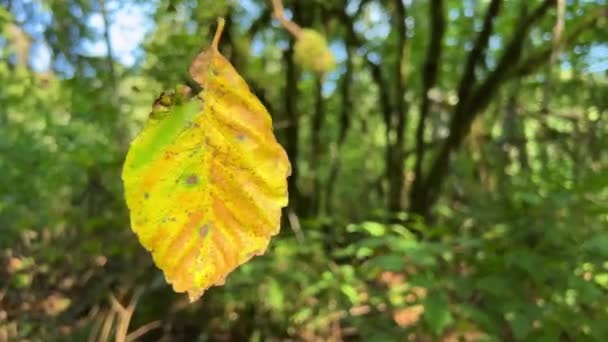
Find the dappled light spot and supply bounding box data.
[393,305,424,328]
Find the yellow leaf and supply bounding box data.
[122,18,290,301]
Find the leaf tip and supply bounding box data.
[189,17,226,85]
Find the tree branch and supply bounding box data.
[310,76,325,215]
[99,0,116,86]
[368,59,392,132]
[412,0,446,201]
[455,0,502,108]
[412,0,556,218]
[325,0,367,212]
[465,0,555,118]
[284,35,301,212]
[387,0,409,212]
[513,6,607,79]
[271,0,302,37]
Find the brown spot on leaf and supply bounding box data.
[185,174,198,185]
[199,223,211,238]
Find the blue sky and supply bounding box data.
[30,0,154,71]
[83,1,154,66]
[22,0,608,74]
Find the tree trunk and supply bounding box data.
[411,0,446,212]
[283,41,301,213]
[387,0,409,213]
[310,77,325,215]
[410,0,554,218]
[325,45,354,213]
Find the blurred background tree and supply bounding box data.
[1,0,607,340]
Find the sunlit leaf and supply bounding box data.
[366,254,405,271]
[122,18,290,301]
[423,293,453,335]
[508,312,532,340]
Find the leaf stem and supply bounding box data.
[270,0,302,38]
[212,17,226,51]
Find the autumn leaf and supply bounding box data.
[122,18,290,302]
